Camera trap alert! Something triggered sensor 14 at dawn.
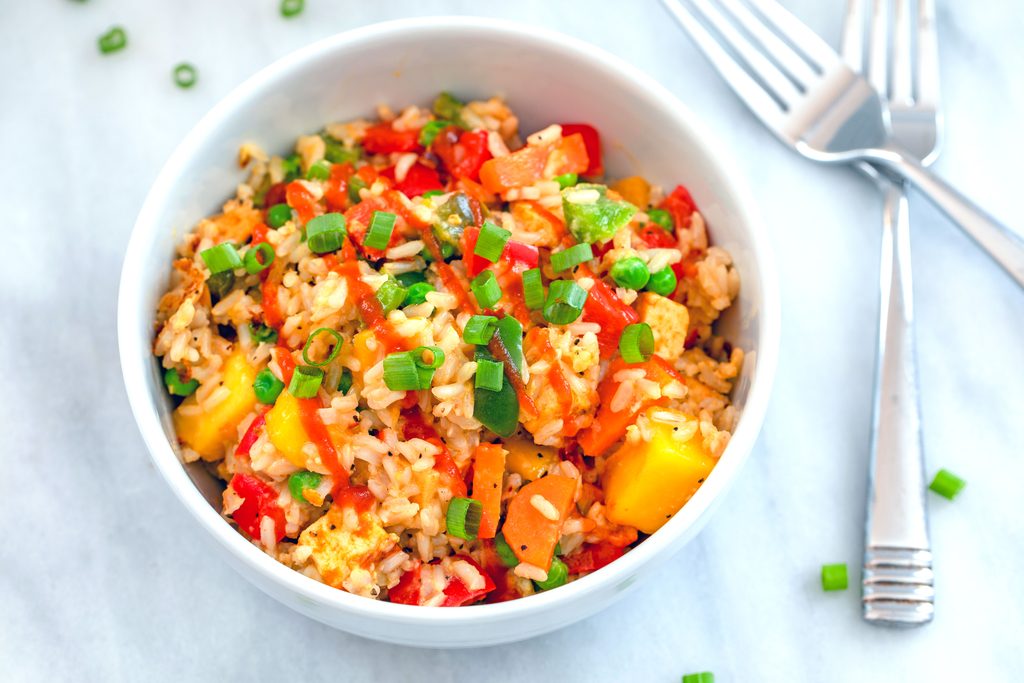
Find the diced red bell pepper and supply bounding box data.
[234,414,266,457]
[380,162,444,198]
[563,542,625,574]
[559,123,604,176]
[637,224,679,249]
[228,473,286,543]
[389,562,423,605]
[660,184,698,229]
[285,180,322,225]
[432,127,492,182]
[580,274,639,358]
[324,162,355,212]
[362,122,421,155]
[441,556,496,606]
[462,226,540,277]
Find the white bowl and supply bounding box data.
[118,17,779,648]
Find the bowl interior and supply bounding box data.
[120,17,776,627]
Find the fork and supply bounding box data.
[658,0,1024,289]
[843,0,935,626]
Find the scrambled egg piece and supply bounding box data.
[637,293,690,359]
[298,506,397,589]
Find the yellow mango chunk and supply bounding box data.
[610,176,651,209]
[505,438,560,481]
[173,351,259,461]
[351,328,383,381]
[602,407,715,534]
[264,390,310,468]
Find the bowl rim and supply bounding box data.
[118,15,780,626]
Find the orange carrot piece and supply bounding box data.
[471,443,506,539]
[479,134,590,194]
[502,474,576,570]
[544,133,589,178]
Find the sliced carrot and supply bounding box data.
[502,474,576,570]
[479,134,589,194]
[471,443,506,539]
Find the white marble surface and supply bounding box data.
[3,1,1023,680]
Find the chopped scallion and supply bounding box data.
[521,268,544,310]
[305,212,347,254]
[248,322,278,345]
[928,469,966,500]
[337,368,353,394]
[98,26,127,54]
[364,211,396,250]
[419,119,452,147]
[305,159,331,181]
[471,270,502,309]
[820,563,848,592]
[533,556,568,591]
[382,352,420,391]
[200,243,242,274]
[475,358,504,391]
[474,220,512,263]
[301,327,343,367]
[375,278,408,314]
[288,365,323,399]
[243,242,275,274]
[446,497,482,540]
[206,271,235,299]
[550,243,594,273]
[619,323,654,363]
[172,63,197,89]
[463,315,498,345]
[494,532,519,567]
[543,280,588,325]
[280,0,304,18]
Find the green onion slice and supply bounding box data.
[550,243,594,273]
[243,242,275,274]
[463,315,498,345]
[364,211,397,250]
[394,271,427,287]
[534,556,569,591]
[473,220,512,263]
[172,63,197,89]
[446,497,482,541]
[421,190,445,199]
[928,468,966,500]
[280,0,304,17]
[471,270,502,309]
[288,471,322,504]
[382,352,420,391]
[301,327,343,367]
[347,175,367,204]
[200,243,243,274]
[305,212,347,254]
[820,563,849,592]
[248,322,278,345]
[163,367,199,397]
[521,268,544,310]
[543,280,588,325]
[253,367,285,404]
[475,358,504,392]
[619,323,654,364]
[288,365,323,399]
[419,120,452,147]
[681,673,715,683]
[98,26,127,54]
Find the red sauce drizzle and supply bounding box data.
[401,407,467,498]
[322,252,408,353]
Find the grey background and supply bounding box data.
[2,1,1022,681]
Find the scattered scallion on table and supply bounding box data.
[820,563,848,592]
[280,0,304,18]
[172,62,197,89]
[928,468,966,500]
[98,26,127,54]
[681,672,714,683]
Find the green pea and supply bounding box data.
[534,556,569,591]
[610,256,651,290]
[337,368,353,394]
[253,367,285,404]
[164,367,199,397]
[647,208,674,231]
[288,471,322,503]
[554,172,578,189]
[646,266,678,296]
[404,281,435,306]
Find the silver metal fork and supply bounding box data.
[659,0,1024,288]
[843,0,936,627]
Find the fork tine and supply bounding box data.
[690,0,802,107]
[891,0,913,104]
[867,0,890,95]
[915,0,940,107]
[659,0,787,131]
[840,0,866,71]
[745,0,842,72]
[719,0,818,88]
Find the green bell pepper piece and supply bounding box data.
[472,347,518,437]
[562,183,638,244]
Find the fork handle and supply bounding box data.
[862,180,934,627]
[869,150,1024,288]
